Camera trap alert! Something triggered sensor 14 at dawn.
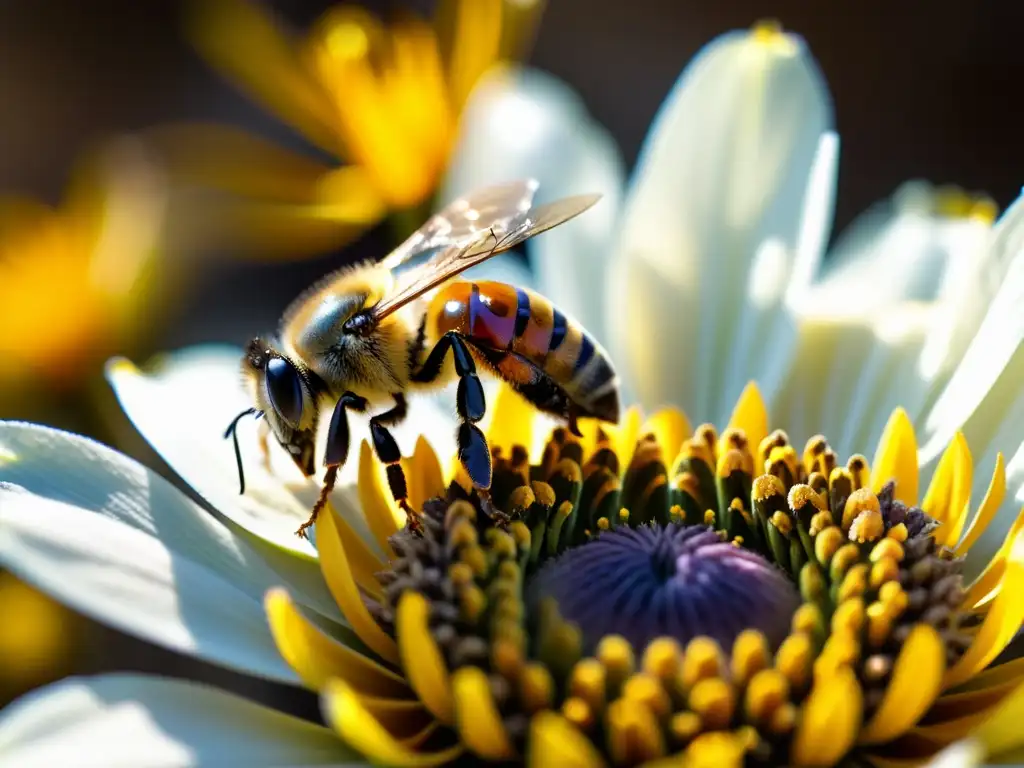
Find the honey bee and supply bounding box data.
[225,180,620,538]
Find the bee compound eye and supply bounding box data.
[265,357,304,428]
[342,310,373,335]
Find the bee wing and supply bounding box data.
[379,179,540,271]
[370,192,602,320]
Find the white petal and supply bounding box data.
[609,24,835,424]
[440,66,626,349]
[0,674,360,767]
[107,345,454,561]
[0,488,298,684]
[0,420,341,625]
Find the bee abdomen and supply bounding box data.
[428,280,619,423]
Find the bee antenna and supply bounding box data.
[224,407,258,495]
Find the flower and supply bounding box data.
[154,0,545,259]
[0,139,168,399]
[0,354,1023,766]
[441,20,1023,576]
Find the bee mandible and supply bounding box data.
[226,180,621,538]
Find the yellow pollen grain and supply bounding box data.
[716,449,747,479]
[758,429,790,467]
[570,659,607,713]
[802,435,828,468]
[597,517,610,531]
[519,662,554,713]
[791,604,823,636]
[449,519,479,548]
[774,633,812,690]
[460,585,486,624]
[769,702,797,734]
[669,504,685,524]
[731,630,769,686]
[849,509,885,543]
[508,521,531,550]
[753,473,785,501]
[767,445,799,480]
[448,562,473,587]
[837,564,868,602]
[770,511,793,536]
[532,481,556,508]
[799,564,826,602]
[623,673,671,719]
[870,537,905,563]
[688,678,734,730]
[509,486,535,510]
[670,711,702,743]
[597,635,635,692]
[681,637,725,689]
[829,543,861,580]
[461,545,488,577]
[744,669,790,723]
[869,557,900,589]
[643,638,683,683]
[607,698,665,765]
[886,523,908,543]
[492,638,523,679]
[788,484,825,513]
[562,696,593,731]
[831,597,866,635]
[814,526,845,563]
[618,508,630,524]
[878,582,908,615]
[841,487,881,532]
[866,603,894,647]
[703,509,716,526]
[486,528,517,559]
[808,511,834,537]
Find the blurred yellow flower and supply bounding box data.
[0,140,168,394]
[159,0,545,259]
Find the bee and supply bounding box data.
[225,180,621,538]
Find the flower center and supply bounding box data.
[526,524,800,654]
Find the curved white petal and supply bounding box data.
[441,66,626,349]
[0,674,360,767]
[0,420,345,627]
[609,24,835,424]
[0,487,298,684]
[107,345,455,561]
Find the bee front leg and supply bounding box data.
[295,392,368,539]
[412,332,492,493]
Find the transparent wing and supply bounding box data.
[379,179,540,271]
[371,192,602,320]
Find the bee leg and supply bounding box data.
[295,392,368,539]
[367,394,418,526]
[412,332,491,492]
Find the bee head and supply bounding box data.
[241,336,320,477]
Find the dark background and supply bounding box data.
[0,0,1020,714]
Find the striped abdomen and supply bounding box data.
[426,280,620,423]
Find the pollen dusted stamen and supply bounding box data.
[361,420,973,766]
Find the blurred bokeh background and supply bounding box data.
[1,0,1020,717]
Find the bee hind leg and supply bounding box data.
[295,391,368,539]
[412,332,492,495]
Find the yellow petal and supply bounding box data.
[323,502,386,600]
[317,504,399,665]
[956,453,1006,557]
[791,666,862,766]
[452,666,515,759]
[923,658,1024,726]
[970,679,1024,758]
[641,408,692,465]
[922,433,972,548]
[403,435,447,510]
[727,381,768,453]
[436,0,503,112]
[322,678,463,766]
[870,408,918,506]
[359,440,400,556]
[945,525,1024,689]
[859,625,945,744]
[527,711,606,768]
[611,406,643,468]
[264,587,409,696]
[187,0,341,155]
[487,382,536,459]
[962,507,1024,610]
[397,592,454,724]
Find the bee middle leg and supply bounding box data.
[366,394,418,523]
[411,331,491,492]
[296,391,368,539]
